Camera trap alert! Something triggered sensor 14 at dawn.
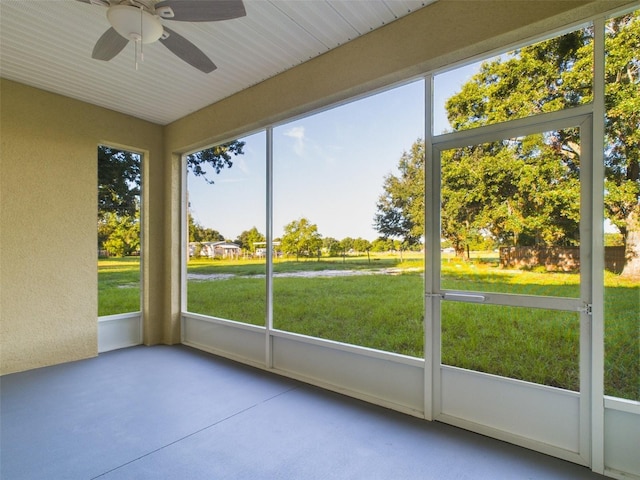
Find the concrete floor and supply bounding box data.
[0,345,606,479]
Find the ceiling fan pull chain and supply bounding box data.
[135,39,139,70]
[139,6,144,63]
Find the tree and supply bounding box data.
[373,141,425,247]
[339,237,355,253]
[99,210,140,257]
[444,15,639,275]
[353,237,372,254]
[235,227,266,253]
[185,141,245,184]
[440,133,581,256]
[322,237,341,257]
[99,140,245,219]
[603,13,640,277]
[280,218,323,261]
[188,214,224,243]
[374,15,639,274]
[371,237,395,252]
[98,147,140,219]
[97,146,140,255]
[98,140,245,255]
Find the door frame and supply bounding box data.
[425,106,594,464]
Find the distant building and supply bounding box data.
[253,241,281,258]
[189,241,241,259]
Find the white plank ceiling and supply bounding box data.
[0,0,434,125]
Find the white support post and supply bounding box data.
[180,154,188,321]
[265,127,274,368]
[590,15,606,475]
[423,74,435,421]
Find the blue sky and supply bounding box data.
[188,64,481,241]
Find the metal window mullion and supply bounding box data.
[180,154,188,317]
[590,15,607,475]
[577,113,595,466]
[424,74,435,420]
[432,103,593,149]
[139,151,145,333]
[265,127,274,368]
[426,75,445,420]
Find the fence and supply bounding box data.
[499,246,626,273]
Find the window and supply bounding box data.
[433,26,593,135]
[603,10,640,401]
[439,128,582,299]
[97,146,141,316]
[186,132,266,326]
[272,81,425,356]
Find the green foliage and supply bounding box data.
[185,140,245,184]
[98,210,140,257]
[605,232,625,247]
[373,141,425,246]
[441,132,581,253]
[603,13,640,248]
[445,14,640,274]
[98,146,141,257]
[375,14,639,274]
[371,237,396,252]
[235,227,266,252]
[188,214,224,242]
[98,146,140,219]
[339,236,354,252]
[441,26,591,252]
[103,221,139,257]
[353,237,372,253]
[322,237,341,257]
[98,140,246,258]
[280,218,323,260]
[445,29,593,130]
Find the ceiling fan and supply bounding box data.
[77,0,246,73]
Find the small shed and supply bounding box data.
[189,241,241,259]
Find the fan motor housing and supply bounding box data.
[107,4,163,43]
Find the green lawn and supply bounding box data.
[99,254,639,400]
[98,257,141,315]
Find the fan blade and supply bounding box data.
[76,0,110,5]
[92,27,128,61]
[155,0,245,22]
[160,27,216,73]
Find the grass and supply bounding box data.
[604,272,640,400]
[273,275,424,356]
[98,257,140,316]
[99,254,639,400]
[441,302,580,390]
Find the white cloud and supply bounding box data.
[284,126,305,155]
[284,125,305,139]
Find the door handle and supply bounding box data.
[443,293,486,303]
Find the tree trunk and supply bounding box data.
[621,208,640,278]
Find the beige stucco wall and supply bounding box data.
[0,79,164,374]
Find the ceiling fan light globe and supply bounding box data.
[106,5,163,44]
